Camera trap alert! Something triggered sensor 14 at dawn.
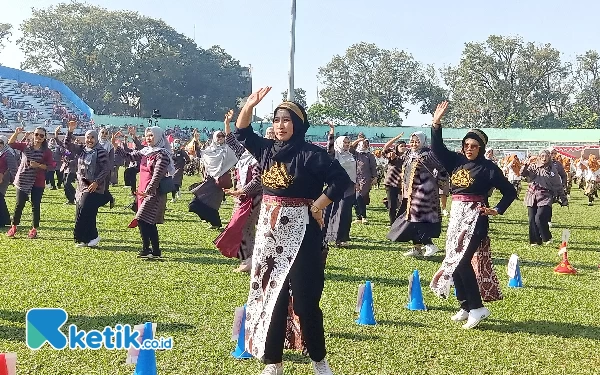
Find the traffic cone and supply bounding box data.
[231,305,252,359]
[356,281,376,325]
[507,254,523,288]
[406,270,427,311]
[133,322,157,375]
[554,242,577,275]
[0,353,16,375]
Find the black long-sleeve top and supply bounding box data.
[430,126,516,215]
[235,126,351,202]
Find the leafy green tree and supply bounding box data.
[574,50,600,115]
[306,103,344,123]
[0,23,11,51]
[443,35,570,128]
[317,42,421,126]
[17,3,247,120]
[281,88,307,108]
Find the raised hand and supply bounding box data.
[128,126,136,136]
[325,120,335,129]
[67,120,77,132]
[224,109,234,124]
[245,87,271,108]
[432,101,449,127]
[54,125,62,138]
[14,127,24,134]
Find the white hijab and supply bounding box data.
[202,131,238,179]
[98,127,114,153]
[236,150,257,187]
[356,139,370,153]
[407,131,427,161]
[334,136,356,183]
[140,126,175,175]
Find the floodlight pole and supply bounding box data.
[288,0,296,102]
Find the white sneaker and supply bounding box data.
[260,363,283,375]
[462,307,490,329]
[451,309,469,322]
[423,244,439,257]
[403,247,423,257]
[87,236,101,247]
[75,242,88,248]
[548,222,553,228]
[312,358,333,375]
[442,209,448,216]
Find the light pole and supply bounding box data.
[288,0,296,102]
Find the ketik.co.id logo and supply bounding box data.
[26,308,173,350]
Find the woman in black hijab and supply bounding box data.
[428,101,517,330]
[235,87,351,375]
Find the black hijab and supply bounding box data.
[271,101,309,162]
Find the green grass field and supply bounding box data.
[0,176,599,375]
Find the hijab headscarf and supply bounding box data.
[588,154,600,172]
[265,127,275,140]
[201,130,238,179]
[462,129,488,160]
[406,131,428,162]
[334,136,356,183]
[80,130,101,181]
[140,126,175,175]
[271,101,309,162]
[537,150,552,168]
[0,135,13,158]
[98,127,114,153]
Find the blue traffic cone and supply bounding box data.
[508,262,523,288]
[231,305,252,359]
[133,322,157,375]
[356,281,376,325]
[406,270,427,311]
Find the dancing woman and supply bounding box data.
[387,131,445,257]
[63,122,110,247]
[113,126,174,259]
[0,135,18,228]
[353,138,377,224]
[577,153,600,206]
[382,133,406,224]
[235,87,351,375]
[6,126,56,239]
[429,102,516,329]
[214,110,263,272]
[521,151,568,246]
[323,122,355,247]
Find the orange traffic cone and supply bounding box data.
[554,241,577,275]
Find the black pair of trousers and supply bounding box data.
[354,193,367,219]
[528,204,552,244]
[263,221,326,364]
[13,187,44,227]
[0,192,10,226]
[45,170,63,188]
[74,192,103,243]
[64,173,76,203]
[453,234,484,311]
[171,184,180,199]
[138,219,160,255]
[386,185,400,225]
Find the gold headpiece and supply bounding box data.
[276,102,305,122]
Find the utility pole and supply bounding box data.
[288,0,296,102]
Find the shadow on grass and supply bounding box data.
[0,310,195,342]
[282,351,311,364]
[520,259,598,271]
[481,320,600,340]
[377,319,428,328]
[169,256,238,266]
[330,331,382,341]
[325,272,407,287]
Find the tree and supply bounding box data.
[281,88,307,108]
[443,35,570,128]
[317,42,421,126]
[0,23,11,51]
[574,50,600,115]
[411,64,449,115]
[307,103,344,123]
[17,3,248,120]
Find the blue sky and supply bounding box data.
[1,0,599,124]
